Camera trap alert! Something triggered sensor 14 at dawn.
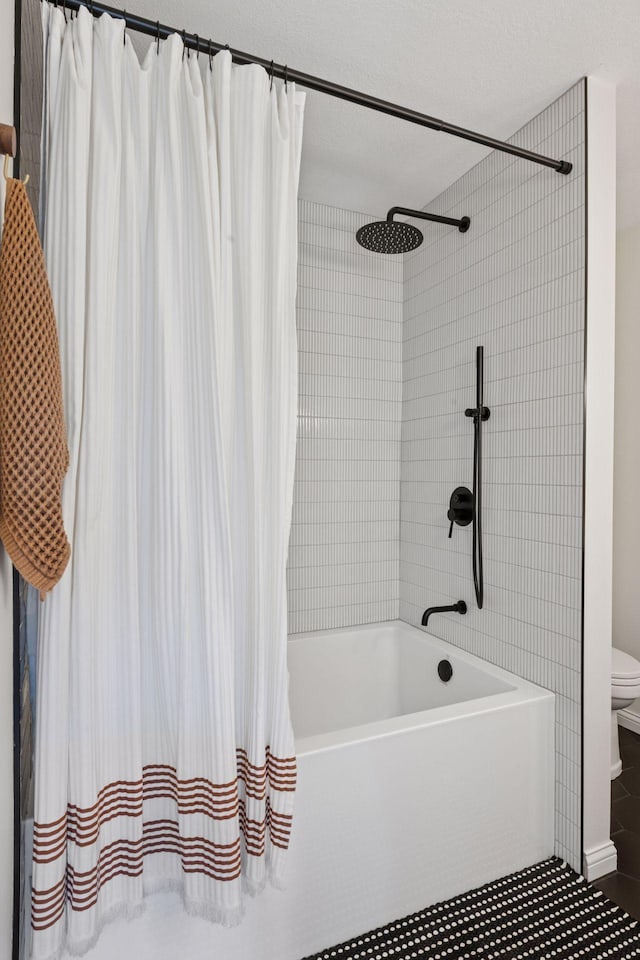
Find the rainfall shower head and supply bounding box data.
[356,219,423,255]
[356,206,470,255]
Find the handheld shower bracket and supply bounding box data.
[465,406,490,422]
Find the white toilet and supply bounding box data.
[611,646,640,779]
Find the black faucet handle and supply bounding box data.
[448,487,473,535]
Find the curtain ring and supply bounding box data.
[269,60,274,91]
[283,65,288,90]
[208,39,213,71]
[182,29,186,60]
[122,10,126,45]
[61,0,67,21]
[156,20,160,55]
[195,34,200,59]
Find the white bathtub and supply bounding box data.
[67,620,555,960]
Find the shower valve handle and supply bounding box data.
[447,486,473,537]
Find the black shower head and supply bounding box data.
[356,206,470,255]
[356,219,423,255]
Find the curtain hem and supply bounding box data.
[36,901,146,960]
[35,866,294,960]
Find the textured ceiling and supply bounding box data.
[130,0,640,229]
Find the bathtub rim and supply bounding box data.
[288,619,555,756]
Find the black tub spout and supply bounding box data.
[421,601,467,627]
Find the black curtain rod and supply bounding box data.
[53,0,572,176]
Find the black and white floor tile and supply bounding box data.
[305,858,640,959]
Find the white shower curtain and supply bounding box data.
[31,7,304,958]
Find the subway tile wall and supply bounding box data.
[399,82,585,867]
[287,200,403,634]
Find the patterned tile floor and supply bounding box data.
[304,858,640,960]
[594,725,640,917]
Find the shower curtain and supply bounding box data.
[31,7,304,958]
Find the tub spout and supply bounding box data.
[421,601,467,626]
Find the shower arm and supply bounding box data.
[387,207,471,234]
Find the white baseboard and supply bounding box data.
[583,840,618,881]
[618,707,640,736]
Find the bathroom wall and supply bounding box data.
[287,199,402,634]
[399,82,585,866]
[613,224,640,661]
[613,223,640,727]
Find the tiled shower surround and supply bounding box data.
[289,81,585,867]
[400,82,584,865]
[287,201,403,634]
